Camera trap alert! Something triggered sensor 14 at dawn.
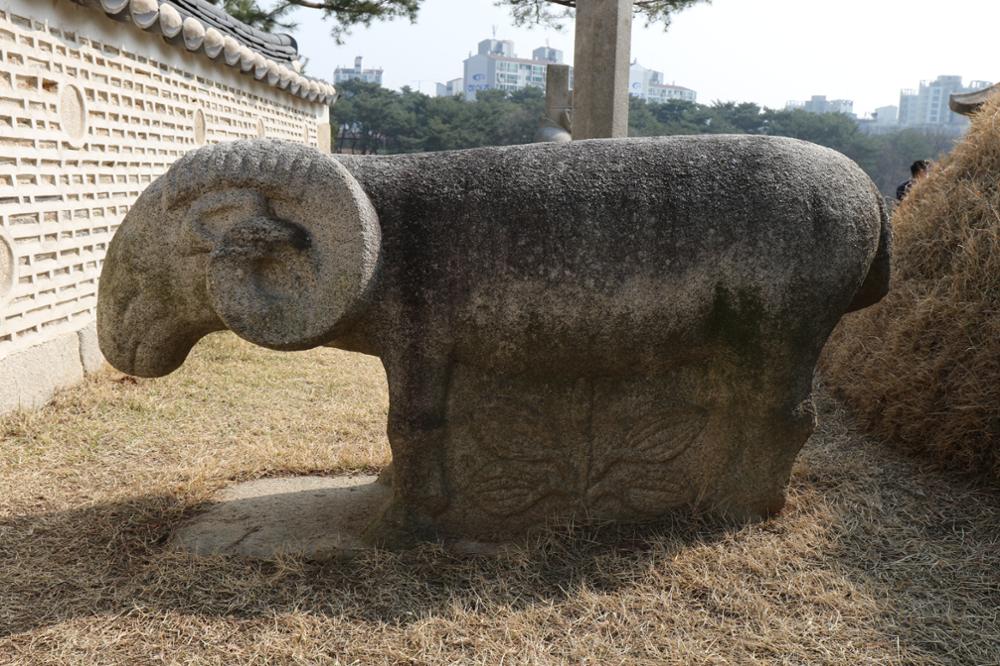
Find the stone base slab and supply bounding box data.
[172,475,391,559]
[0,322,105,415]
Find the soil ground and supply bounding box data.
[1,333,998,665]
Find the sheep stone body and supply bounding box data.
[97,136,890,543]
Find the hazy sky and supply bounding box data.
[285,0,998,117]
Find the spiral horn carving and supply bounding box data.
[163,139,381,351]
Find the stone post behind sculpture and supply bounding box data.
[573,0,633,139]
[96,137,891,546]
[535,64,573,142]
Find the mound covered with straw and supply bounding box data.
[822,93,1000,481]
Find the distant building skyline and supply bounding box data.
[438,40,697,103]
[334,56,384,86]
[287,0,1000,119]
[345,48,988,139]
[785,95,855,116]
[898,75,991,128]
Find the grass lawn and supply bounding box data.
[1,333,998,665]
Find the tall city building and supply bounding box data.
[334,56,383,86]
[874,105,899,125]
[898,89,919,126]
[628,61,697,103]
[858,105,901,136]
[532,46,563,64]
[898,76,992,128]
[460,38,570,101]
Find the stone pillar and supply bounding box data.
[535,64,573,143]
[572,0,633,139]
[317,121,332,154]
[545,64,573,119]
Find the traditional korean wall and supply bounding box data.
[0,0,332,413]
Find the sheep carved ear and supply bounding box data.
[173,140,381,350]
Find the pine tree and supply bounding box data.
[209,0,708,41]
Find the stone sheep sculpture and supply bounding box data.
[97,136,890,544]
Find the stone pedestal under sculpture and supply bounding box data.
[97,136,890,546]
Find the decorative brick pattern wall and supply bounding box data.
[0,1,330,412]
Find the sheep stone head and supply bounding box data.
[98,140,381,377]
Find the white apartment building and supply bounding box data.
[436,78,464,98]
[628,61,696,103]
[461,39,570,101]
[334,56,383,86]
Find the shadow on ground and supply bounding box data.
[0,489,743,634]
[1,390,998,663]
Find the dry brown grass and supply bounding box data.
[822,93,1000,481]
[2,333,999,665]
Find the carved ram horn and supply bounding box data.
[164,139,381,350]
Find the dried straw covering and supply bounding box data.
[822,93,1000,481]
